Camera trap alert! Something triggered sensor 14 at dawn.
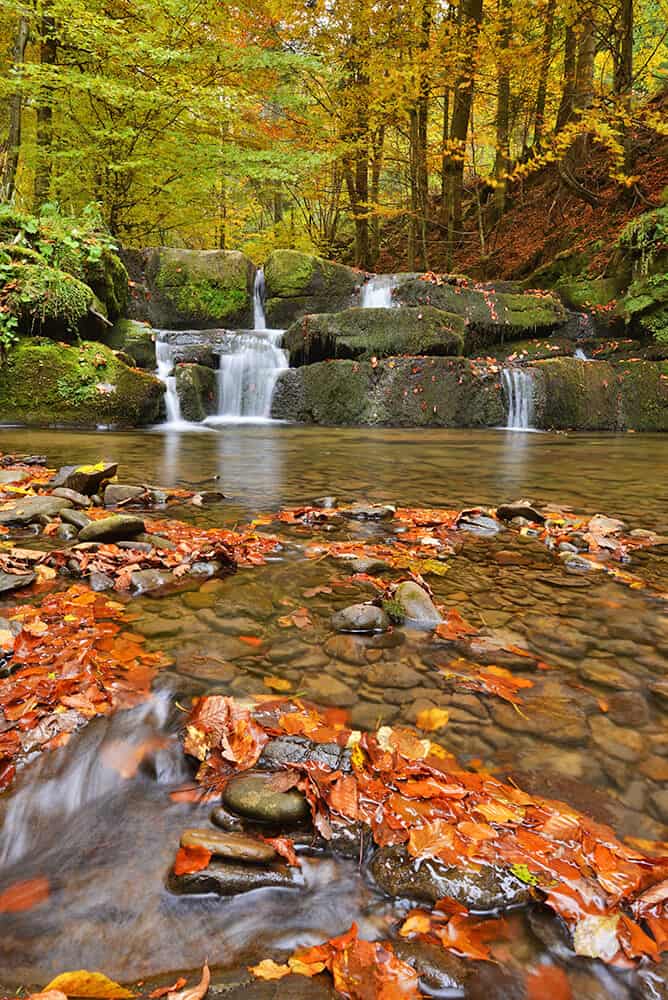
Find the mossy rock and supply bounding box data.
[175,363,217,421]
[108,319,156,369]
[284,306,465,365]
[84,248,129,322]
[3,262,103,340]
[264,250,361,327]
[0,339,164,428]
[271,356,505,427]
[394,277,567,351]
[532,357,668,430]
[619,270,668,343]
[144,248,255,329]
[554,276,620,311]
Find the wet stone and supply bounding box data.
[650,788,668,822]
[168,859,298,896]
[51,487,92,508]
[370,846,530,911]
[136,531,178,551]
[0,495,73,526]
[345,503,395,520]
[330,603,389,633]
[606,691,650,728]
[89,570,114,592]
[60,508,91,530]
[56,523,78,541]
[79,514,145,543]
[391,938,469,994]
[180,828,276,863]
[210,804,246,832]
[323,634,368,665]
[0,570,35,594]
[334,554,389,575]
[103,484,146,506]
[182,590,217,610]
[138,616,180,638]
[394,581,442,626]
[457,513,501,536]
[55,462,117,495]
[130,568,175,594]
[304,675,356,707]
[223,772,310,825]
[350,701,398,730]
[589,715,645,762]
[579,658,639,690]
[260,735,352,774]
[366,661,423,689]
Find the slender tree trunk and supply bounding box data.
[369,124,385,265]
[493,0,512,217]
[443,0,483,268]
[556,23,577,131]
[439,87,450,222]
[533,0,556,146]
[34,11,57,209]
[0,16,30,203]
[614,0,634,171]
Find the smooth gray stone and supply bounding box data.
[393,580,442,625]
[78,514,145,543]
[0,496,73,526]
[331,603,389,633]
[223,773,309,825]
[60,508,91,530]
[180,828,276,863]
[103,484,146,506]
[0,571,35,594]
[52,487,91,508]
[167,859,298,896]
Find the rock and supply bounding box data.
[192,490,226,505]
[60,508,91,530]
[0,495,73,526]
[589,715,645,762]
[103,484,146,506]
[259,735,352,774]
[0,570,35,594]
[345,503,396,519]
[78,514,145,542]
[223,773,310,825]
[51,487,92,508]
[393,581,442,626]
[176,364,217,421]
[606,691,649,728]
[331,603,389,633]
[323,634,368,665]
[491,683,587,745]
[457,513,501,536]
[143,247,255,328]
[263,249,359,327]
[303,675,356,707]
[136,531,177,551]
[334,554,389,575]
[56,523,78,541]
[207,968,337,999]
[370,846,530,910]
[365,661,423,688]
[391,939,469,994]
[117,540,153,553]
[579,658,639,690]
[180,828,276,863]
[650,788,668,823]
[0,469,30,485]
[210,804,246,832]
[284,306,465,366]
[108,319,156,369]
[496,501,545,523]
[55,462,119,496]
[350,701,398,730]
[89,570,114,591]
[130,568,175,594]
[167,859,298,896]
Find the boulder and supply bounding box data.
[60,509,91,530]
[0,495,73,526]
[223,772,310,824]
[175,363,217,421]
[264,250,360,327]
[54,462,118,496]
[103,484,145,506]
[370,846,530,910]
[130,568,175,593]
[0,340,164,428]
[108,319,156,369]
[284,306,465,365]
[4,262,103,341]
[393,581,442,626]
[0,570,35,593]
[143,248,255,328]
[331,603,390,633]
[78,514,145,542]
[271,357,505,427]
[51,487,92,508]
[394,276,568,351]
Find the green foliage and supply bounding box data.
[382,598,406,624]
[618,206,668,277]
[5,262,93,334]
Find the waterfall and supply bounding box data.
[361,274,397,309]
[155,335,183,425]
[502,368,534,430]
[574,347,589,361]
[205,267,288,423]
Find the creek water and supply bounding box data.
[0,425,666,995]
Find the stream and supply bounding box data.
[0,425,666,995]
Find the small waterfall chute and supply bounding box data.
[155,334,185,426]
[502,367,535,431]
[360,274,398,309]
[574,347,589,361]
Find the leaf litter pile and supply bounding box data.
[182,693,668,997]
[1,456,667,999]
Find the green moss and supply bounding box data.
[108,319,156,368]
[264,250,315,298]
[264,250,359,326]
[147,248,253,328]
[618,206,668,278]
[284,306,465,365]
[382,598,406,624]
[175,363,217,421]
[4,262,93,336]
[554,276,619,310]
[0,339,164,427]
[157,268,246,323]
[85,249,129,321]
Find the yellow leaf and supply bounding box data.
[35,565,57,582]
[0,629,14,651]
[416,707,449,731]
[44,972,134,999]
[263,675,292,692]
[420,559,449,576]
[399,912,431,936]
[248,960,292,981]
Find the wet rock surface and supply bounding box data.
[180,828,277,863]
[223,773,310,825]
[168,859,299,896]
[393,580,443,625]
[330,603,389,632]
[78,513,146,542]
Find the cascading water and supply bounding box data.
[155,335,184,425]
[360,274,398,309]
[502,367,535,430]
[574,347,589,361]
[206,268,288,423]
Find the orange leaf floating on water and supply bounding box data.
[173,845,211,875]
[263,675,292,692]
[0,875,50,913]
[43,972,134,999]
[262,836,301,867]
[248,960,291,981]
[148,979,187,998]
[434,610,477,642]
[526,964,573,1000]
[238,635,263,647]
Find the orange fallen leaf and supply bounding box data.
[248,960,291,981]
[166,963,210,1000]
[173,845,211,875]
[416,707,449,731]
[0,875,50,913]
[148,979,186,998]
[263,675,292,692]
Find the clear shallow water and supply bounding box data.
[0,425,666,993]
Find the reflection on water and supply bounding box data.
[0,425,666,991]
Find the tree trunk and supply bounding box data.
[369,125,384,265]
[34,11,58,209]
[443,0,483,268]
[493,0,512,217]
[0,16,30,203]
[533,0,556,146]
[556,23,576,131]
[439,86,450,222]
[614,0,634,171]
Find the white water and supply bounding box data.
[574,347,589,361]
[361,274,397,309]
[155,335,184,426]
[502,368,535,430]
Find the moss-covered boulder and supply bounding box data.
[175,363,217,421]
[0,339,164,427]
[264,250,361,327]
[283,306,465,365]
[84,248,129,322]
[2,262,106,341]
[271,356,505,427]
[394,277,568,352]
[144,248,255,329]
[532,357,668,431]
[107,319,156,370]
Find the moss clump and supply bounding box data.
[264,250,360,326]
[284,306,465,365]
[147,248,254,329]
[85,249,129,321]
[107,319,156,368]
[382,598,406,624]
[264,250,316,298]
[0,339,164,427]
[4,263,94,337]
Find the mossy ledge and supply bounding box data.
[0,339,165,428]
[144,248,255,329]
[263,249,361,327]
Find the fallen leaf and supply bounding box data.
[416,707,449,731]
[0,876,50,913]
[248,960,292,981]
[167,963,210,1000]
[149,980,186,999]
[44,972,134,999]
[173,845,211,875]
